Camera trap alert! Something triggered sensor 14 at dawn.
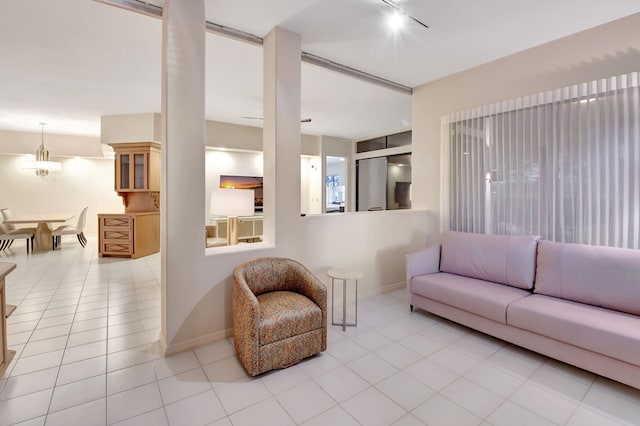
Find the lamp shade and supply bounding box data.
[210,188,255,217]
[22,160,62,171]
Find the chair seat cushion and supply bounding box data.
[508,294,640,366]
[1,229,33,239]
[52,225,77,235]
[257,291,322,345]
[411,272,531,323]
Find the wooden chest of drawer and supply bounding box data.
[102,216,131,228]
[98,212,159,259]
[98,212,160,259]
[99,214,133,257]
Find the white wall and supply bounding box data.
[206,120,262,151]
[297,210,430,300]
[160,24,433,355]
[0,129,105,158]
[179,209,431,350]
[101,113,161,144]
[0,154,123,237]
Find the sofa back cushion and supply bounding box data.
[535,240,640,315]
[440,231,539,289]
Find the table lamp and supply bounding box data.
[210,188,255,245]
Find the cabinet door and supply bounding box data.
[113,143,160,193]
[117,152,150,191]
[147,149,160,191]
[215,219,227,238]
[238,219,253,239]
[133,153,147,190]
[116,153,131,190]
[254,218,263,236]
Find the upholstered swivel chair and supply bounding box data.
[233,257,327,376]
[51,207,88,249]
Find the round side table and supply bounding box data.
[327,269,363,331]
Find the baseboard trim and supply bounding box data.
[157,331,167,355]
[161,282,406,357]
[163,327,233,357]
[358,280,405,298]
[382,280,406,293]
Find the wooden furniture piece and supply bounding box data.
[0,262,17,375]
[98,212,159,259]
[112,142,160,210]
[212,215,263,243]
[2,214,74,251]
[99,142,160,258]
[113,142,160,200]
[205,226,226,248]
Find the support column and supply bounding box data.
[262,27,302,246]
[160,0,206,352]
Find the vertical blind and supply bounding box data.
[441,72,640,249]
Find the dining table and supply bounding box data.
[3,214,75,252]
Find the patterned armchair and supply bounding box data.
[233,257,327,376]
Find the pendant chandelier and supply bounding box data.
[22,123,62,179]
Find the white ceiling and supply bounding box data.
[1,0,639,140]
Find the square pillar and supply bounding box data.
[262,27,302,245]
[160,0,206,350]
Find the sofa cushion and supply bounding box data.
[257,291,322,346]
[440,231,539,289]
[508,294,640,366]
[535,240,640,315]
[411,272,531,323]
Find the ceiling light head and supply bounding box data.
[381,0,429,30]
[22,122,62,179]
[388,11,407,31]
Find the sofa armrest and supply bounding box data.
[405,245,441,285]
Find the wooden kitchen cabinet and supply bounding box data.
[113,142,160,193]
[98,212,159,259]
[99,141,160,259]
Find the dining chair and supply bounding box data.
[51,207,88,249]
[1,208,37,233]
[0,222,34,254]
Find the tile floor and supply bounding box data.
[1,239,640,425]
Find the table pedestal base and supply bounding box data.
[33,223,53,251]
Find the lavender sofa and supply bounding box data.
[406,230,640,389]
